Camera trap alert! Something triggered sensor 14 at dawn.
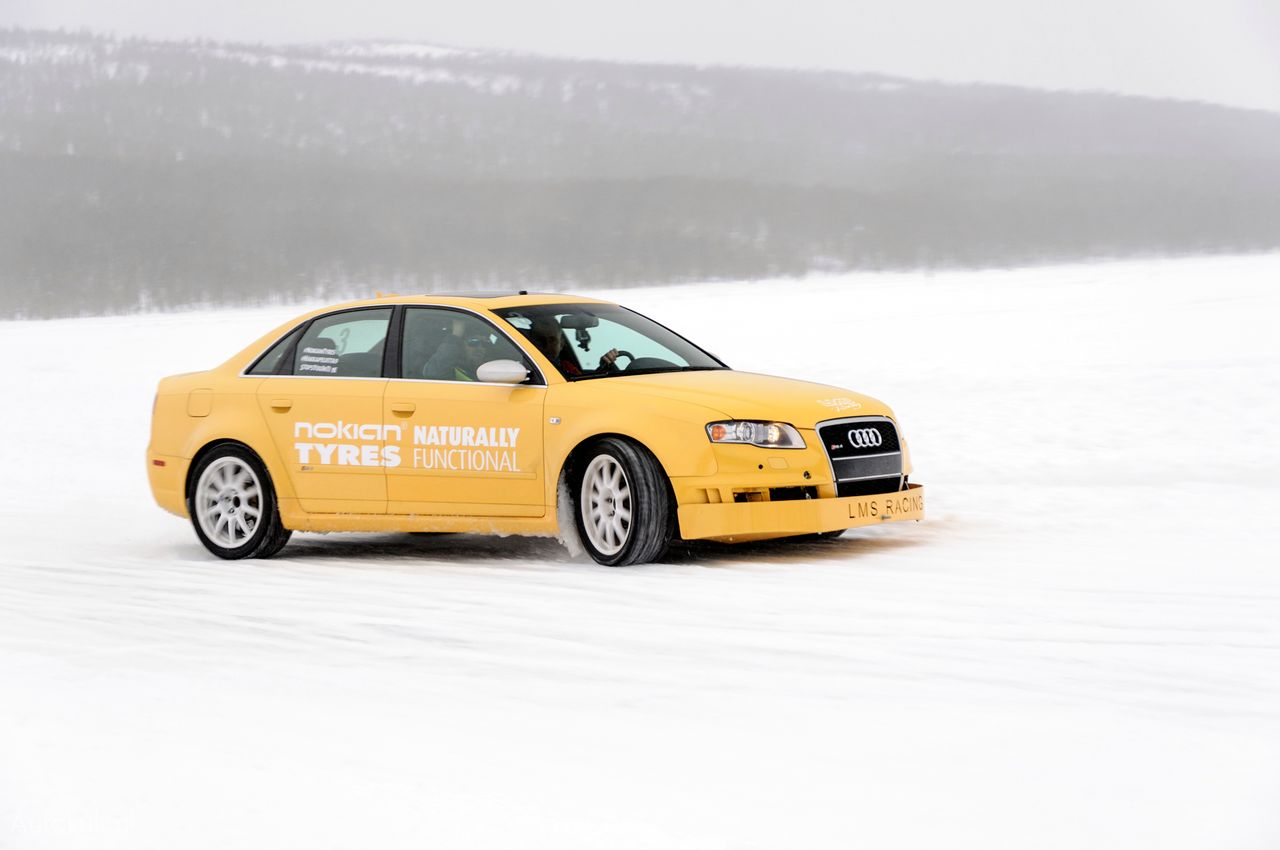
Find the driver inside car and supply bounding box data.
[425,317,492,381]
[525,315,619,377]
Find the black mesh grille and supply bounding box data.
[818,417,904,489]
[817,418,901,458]
[837,478,903,498]
[831,454,901,481]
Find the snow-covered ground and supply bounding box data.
[2,254,1279,849]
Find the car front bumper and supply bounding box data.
[676,483,924,542]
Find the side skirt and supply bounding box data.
[278,499,560,536]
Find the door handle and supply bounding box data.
[269,399,293,412]
[390,402,416,416]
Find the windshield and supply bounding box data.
[494,303,727,380]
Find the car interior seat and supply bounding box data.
[334,339,385,378]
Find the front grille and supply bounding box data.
[837,478,902,498]
[818,417,900,456]
[817,416,904,494]
[831,453,900,481]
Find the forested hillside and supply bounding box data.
[4,28,1280,317]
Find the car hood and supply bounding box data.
[611,370,893,427]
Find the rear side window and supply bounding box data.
[293,309,392,378]
[246,327,303,375]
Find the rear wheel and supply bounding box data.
[188,445,291,559]
[573,438,673,566]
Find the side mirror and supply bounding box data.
[476,359,529,385]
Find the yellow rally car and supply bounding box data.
[147,293,924,565]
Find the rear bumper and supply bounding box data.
[677,483,924,542]
[146,451,189,518]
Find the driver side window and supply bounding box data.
[400,307,535,383]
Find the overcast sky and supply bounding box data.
[7,0,1280,112]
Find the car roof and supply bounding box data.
[320,291,616,312]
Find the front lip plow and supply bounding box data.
[676,483,924,543]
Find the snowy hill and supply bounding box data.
[4,28,1280,316]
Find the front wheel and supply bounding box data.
[573,438,673,566]
[188,445,291,559]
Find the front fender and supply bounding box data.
[542,383,721,504]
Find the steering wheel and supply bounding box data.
[612,350,635,370]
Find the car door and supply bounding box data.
[385,306,546,516]
[255,307,393,514]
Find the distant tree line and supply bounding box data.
[2,28,1280,317]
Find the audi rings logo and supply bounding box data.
[847,428,883,449]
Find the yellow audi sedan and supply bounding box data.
[147,292,924,565]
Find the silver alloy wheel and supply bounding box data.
[580,454,632,556]
[195,456,263,550]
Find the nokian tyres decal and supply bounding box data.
[411,425,521,472]
[294,421,402,467]
[292,421,522,472]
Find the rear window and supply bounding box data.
[246,327,303,375]
[293,308,392,378]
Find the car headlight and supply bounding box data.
[706,421,806,449]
